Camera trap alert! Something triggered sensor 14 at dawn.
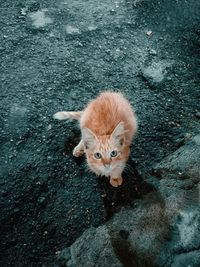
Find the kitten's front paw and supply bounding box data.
[73,146,84,157]
[110,177,123,187]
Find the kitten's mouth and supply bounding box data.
[103,167,112,174]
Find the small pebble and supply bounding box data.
[21,8,28,15]
[16,140,24,145]
[38,196,46,204]
[149,49,157,55]
[146,30,153,36]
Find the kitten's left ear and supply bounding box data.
[82,127,97,149]
[111,122,125,146]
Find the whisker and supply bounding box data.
[124,163,134,173]
[81,161,90,171]
[126,163,134,170]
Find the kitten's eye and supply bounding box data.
[110,150,118,157]
[94,152,102,159]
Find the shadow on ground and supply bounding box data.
[97,158,155,220]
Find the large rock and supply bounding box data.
[153,134,200,258]
[57,226,122,267]
[172,251,200,267]
[154,134,200,179]
[153,134,200,228]
[58,134,200,266]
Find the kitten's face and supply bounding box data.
[85,139,126,176]
[82,122,129,176]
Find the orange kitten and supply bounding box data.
[54,91,137,187]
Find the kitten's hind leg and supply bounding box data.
[73,140,84,157]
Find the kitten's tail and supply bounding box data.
[53,111,83,121]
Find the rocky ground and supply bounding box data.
[0,0,199,266]
[58,134,200,267]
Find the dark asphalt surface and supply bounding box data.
[0,0,200,266]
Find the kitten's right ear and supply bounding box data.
[82,128,97,149]
[111,122,125,147]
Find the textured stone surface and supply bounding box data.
[154,134,200,179]
[172,251,200,267]
[58,226,122,267]
[60,134,200,266]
